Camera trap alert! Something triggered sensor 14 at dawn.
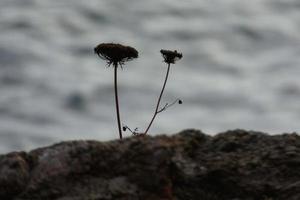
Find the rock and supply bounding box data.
[0,129,299,200]
[0,152,30,199]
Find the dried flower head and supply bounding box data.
[94,43,138,66]
[160,49,182,64]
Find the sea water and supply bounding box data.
[1,0,300,153]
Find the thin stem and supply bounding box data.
[157,98,181,113]
[144,63,171,135]
[114,63,122,139]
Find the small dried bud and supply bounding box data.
[160,49,182,64]
[178,99,183,104]
[94,43,138,66]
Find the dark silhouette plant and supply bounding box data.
[94,43,182,138]
[143,49,183,135]
[94,43,138,139]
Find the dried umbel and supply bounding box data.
[160,49,182,64]
[94,42,138,140]
[143,49,183,135]
[94,43,138,66]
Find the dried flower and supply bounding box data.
[94,42,138,140]
[144,49,183,135]
[160,49,182,64]
[94,43,138,66]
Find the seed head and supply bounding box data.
[94,43,138,66]
[160,49,182,64]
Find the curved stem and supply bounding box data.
[114,63,122,139]
[144,63,171,135]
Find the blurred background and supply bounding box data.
[1,0,300,153]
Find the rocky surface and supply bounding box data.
[0,129,300,200]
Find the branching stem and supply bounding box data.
[157,98,181,113]
[144,63,171,135]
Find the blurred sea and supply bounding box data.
[1,0,300,153]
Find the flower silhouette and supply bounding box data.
[160,49,182,64]
[94,43,138,66]
[94,43,138,139]
[144,49,182,135]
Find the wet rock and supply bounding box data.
[0,129,299,200]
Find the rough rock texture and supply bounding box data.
[0,129,300,200]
